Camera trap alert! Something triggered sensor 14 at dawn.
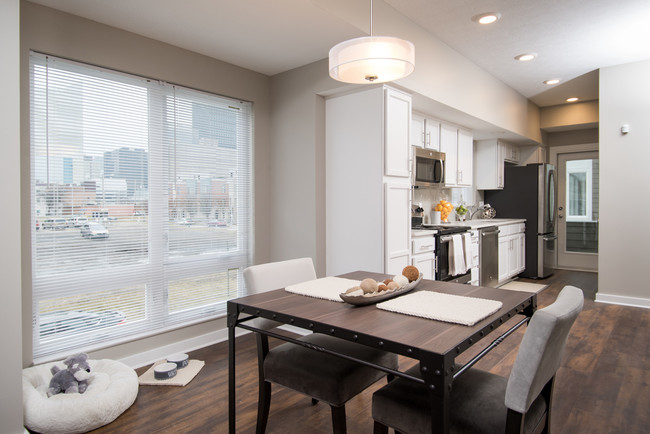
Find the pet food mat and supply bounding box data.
[377,291,503,326]
[138,359,204,386]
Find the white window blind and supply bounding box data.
[29,52,252,361]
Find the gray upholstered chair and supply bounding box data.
[243,258,399,434]
[372,285,584,434]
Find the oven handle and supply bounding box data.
[439,235,466,242]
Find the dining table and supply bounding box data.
[227,270,537,434]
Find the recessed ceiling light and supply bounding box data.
[471,12,501,24]
[514,53,537,62]
[566,97,579,102]
[544,79,561,85]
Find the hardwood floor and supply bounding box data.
[90,270,650,434]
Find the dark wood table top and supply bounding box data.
[230,271,536,360]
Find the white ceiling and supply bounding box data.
[28,0,650,107]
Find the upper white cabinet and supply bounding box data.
[440,123,473,187]
[325,85,411,276]
[385,88,412,177]
[476,139,520,190]
[457,129,473,186]
[411,113,440,151]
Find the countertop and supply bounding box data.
[411,218,526,235]
[438,218,526,229]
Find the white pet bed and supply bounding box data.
[23,359,138,434]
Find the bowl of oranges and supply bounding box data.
[434,200,454,222]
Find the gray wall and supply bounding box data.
[598,59,650,304]
[1,1,25,431]
[20,1,273,365]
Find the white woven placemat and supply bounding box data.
[377,291,503,326]
[285,276,361,302]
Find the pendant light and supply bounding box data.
[329,0,415,84]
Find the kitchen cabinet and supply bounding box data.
[385,88,412,177]
[411,113,440,150]
[457,128,474,186]
[498,223,526,282]
[440,123,473,187]
[385,183,412,274]
[411,231,435,279]
[476,139,520,190]
[325,85,412,276]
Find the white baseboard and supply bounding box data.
[119,324,309,369]
[595,293,650,309]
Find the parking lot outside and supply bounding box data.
[35,218,240,339]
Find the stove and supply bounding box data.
[412,224,472,284]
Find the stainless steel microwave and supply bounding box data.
[412,148,445,187]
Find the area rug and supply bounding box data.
[138,359,204,386]
[498,281,547,293]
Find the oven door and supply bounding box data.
[435,234,471,283]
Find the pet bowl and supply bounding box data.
[166,353,189,369]
[154,362,177,380]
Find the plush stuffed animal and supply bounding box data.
[47,352,92,397]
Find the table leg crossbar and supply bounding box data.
[236,320,425,385]
[453,316,530,380]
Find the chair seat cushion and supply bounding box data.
[372,365,547,434]
[264,333,398,406]
[22,358,138,434]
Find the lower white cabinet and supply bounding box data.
[411,231,435,280]
[498,223,526,282]
[385,183,412,275]
[412,253,435,280]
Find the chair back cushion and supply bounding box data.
[243,258,317,330]
[243,257,316,293]
[504,285,584,413]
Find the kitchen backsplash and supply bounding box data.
[412,187,482,223]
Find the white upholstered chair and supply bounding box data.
[243,258,399,434]
[372,285,584,434]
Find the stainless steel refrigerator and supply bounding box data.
[485,164,557,279]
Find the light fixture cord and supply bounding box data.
[370,0,373,36]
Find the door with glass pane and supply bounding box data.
[557,151,599,270]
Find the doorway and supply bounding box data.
[557,151,599,271]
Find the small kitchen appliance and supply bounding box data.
[412,148,445,188]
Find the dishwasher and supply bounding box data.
[479,226,499,287]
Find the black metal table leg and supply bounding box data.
[228,302,237,434]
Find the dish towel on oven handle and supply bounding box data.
[449,234,467,276]
[462,232,474,269]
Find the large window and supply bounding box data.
[30,52,252,360]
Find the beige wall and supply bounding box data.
[1,1,25,431]
[541,100,599,131]
[598,59,650,306]
[20,1,273,364]
[546,128,599,147]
